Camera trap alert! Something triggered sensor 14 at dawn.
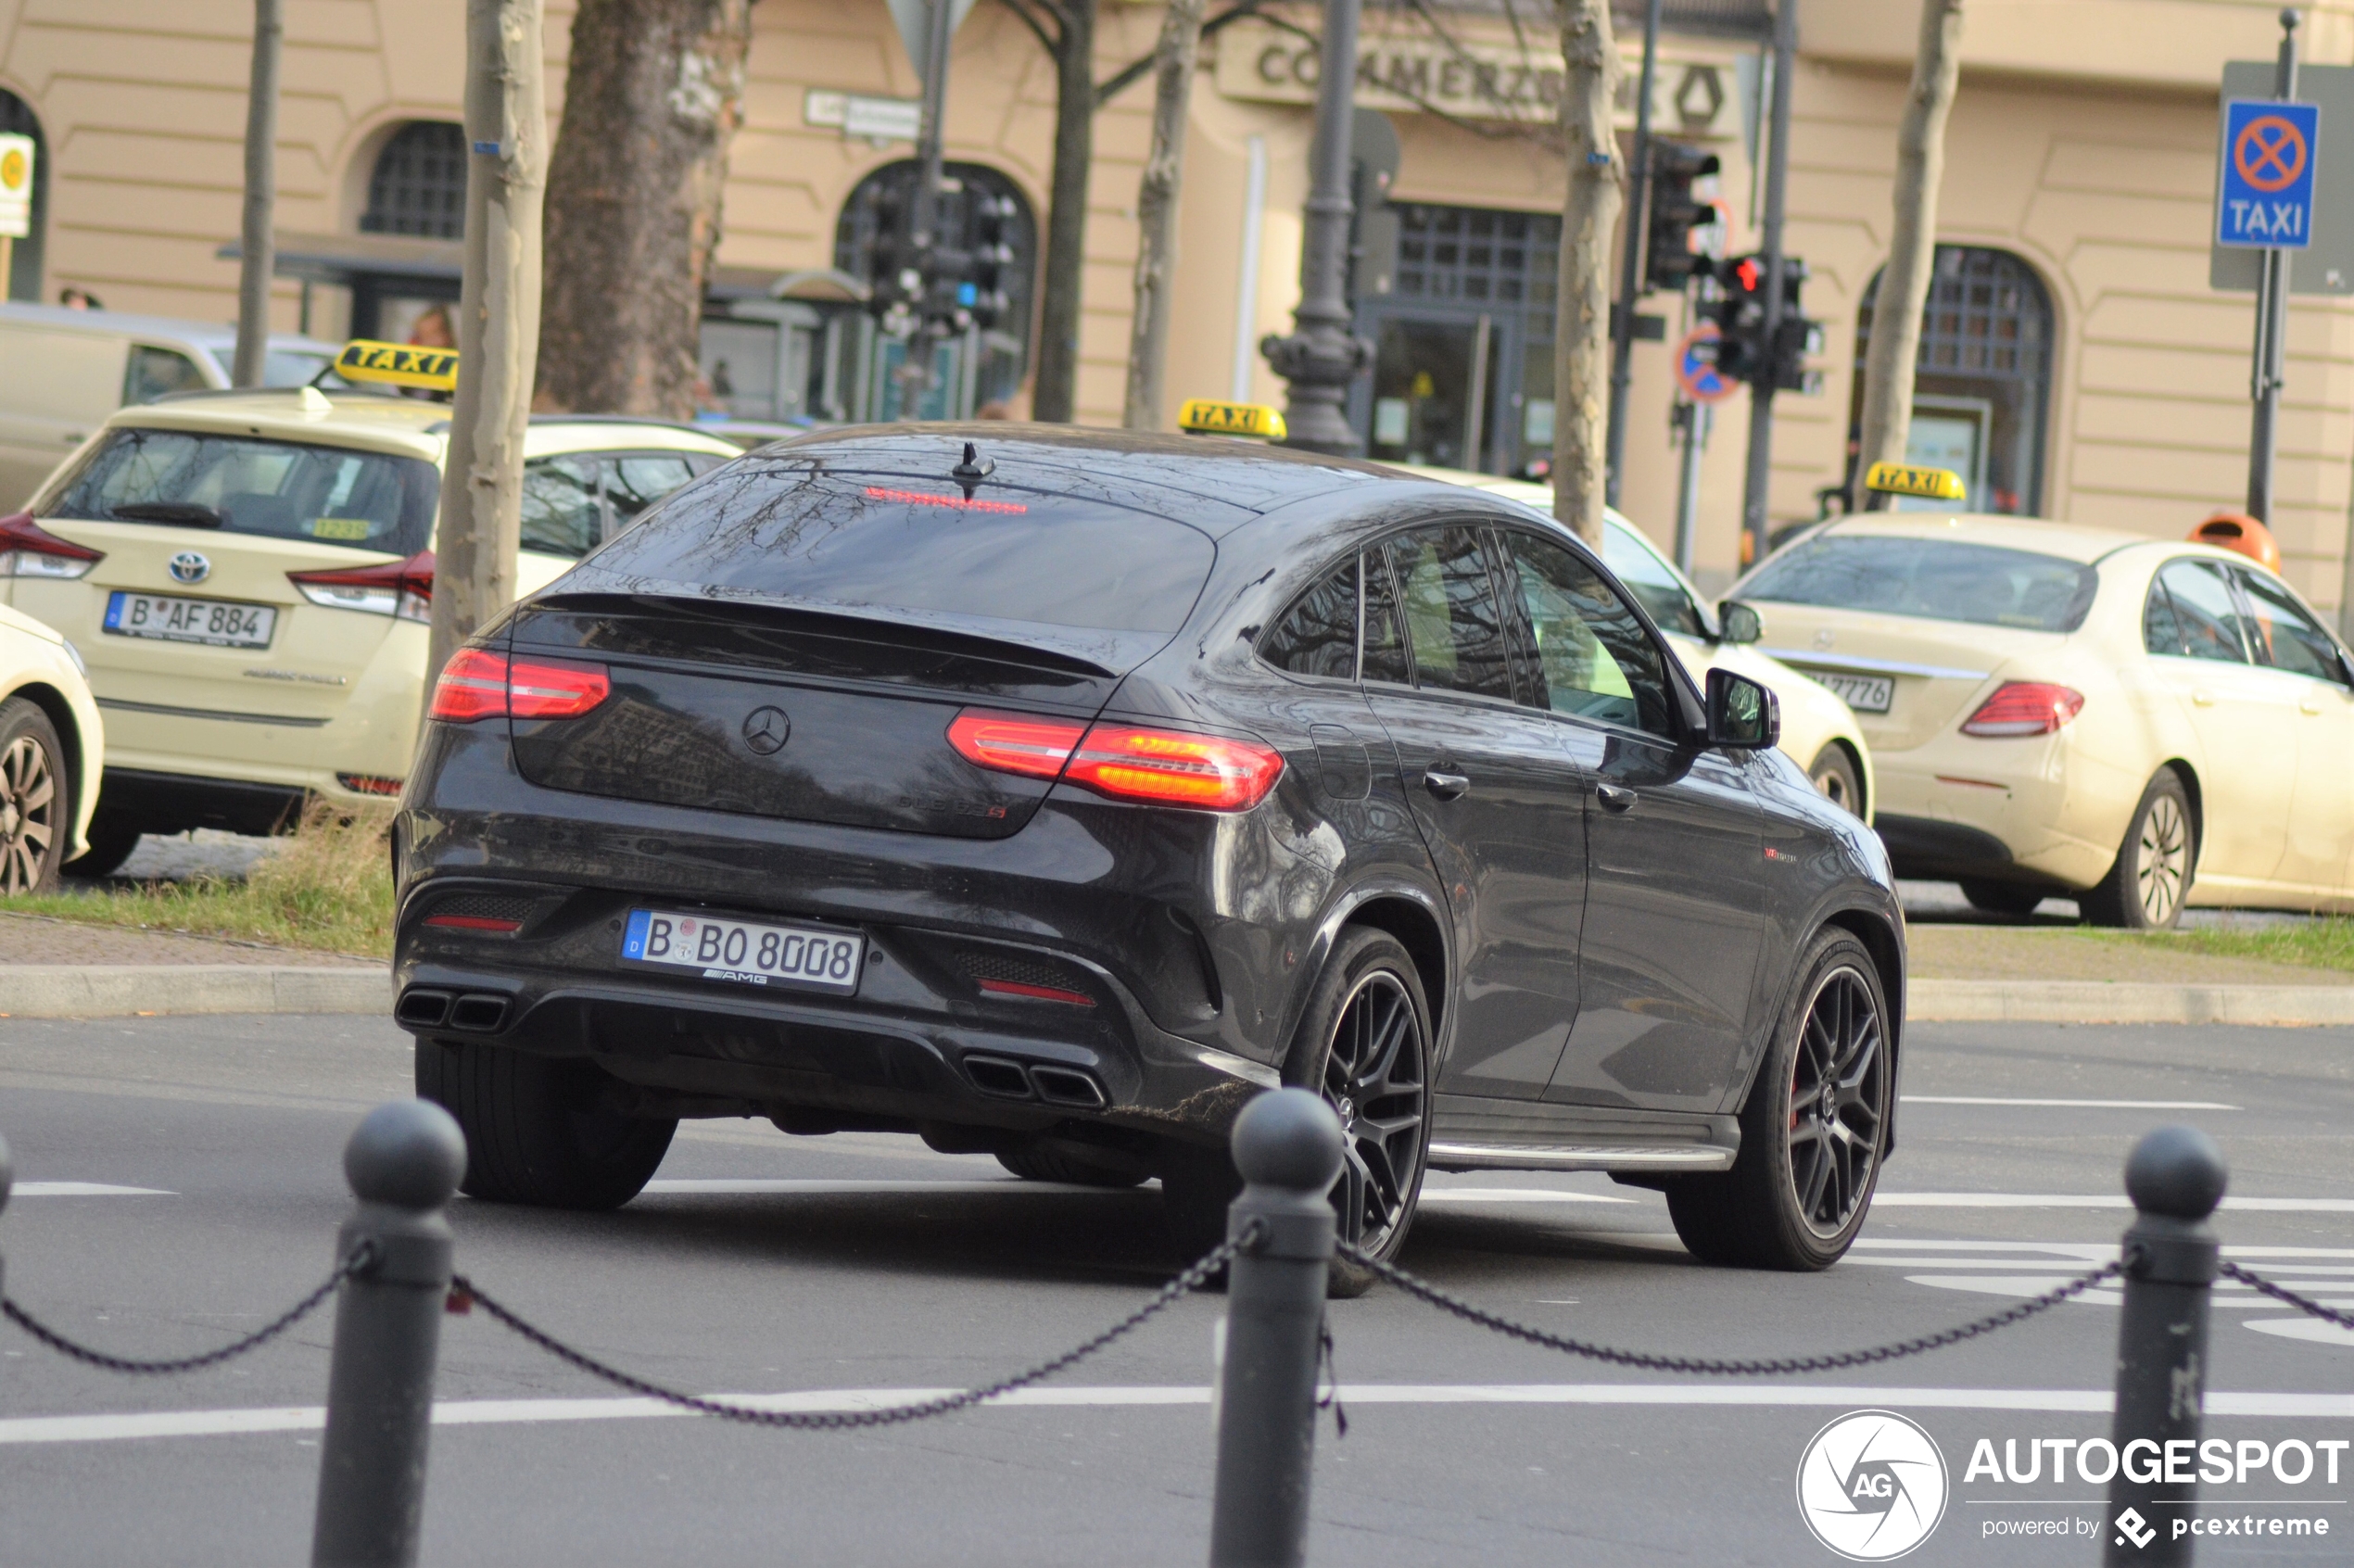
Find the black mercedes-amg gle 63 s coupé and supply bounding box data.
[395,426,1905,1275]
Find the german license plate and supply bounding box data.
[103,590,276,650]
[619,909,864,994]
[1814,671,1894,714]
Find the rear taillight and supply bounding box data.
[947,711,1086,778]
[0,512,103,580]
[336,773,405,797]
[950,709,1285,812]
[1961,682,2085,737]
[428,649,611,723]
[289,550,434,623]
[1068,726,1285,811]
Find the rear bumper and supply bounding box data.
[97,766,309,836]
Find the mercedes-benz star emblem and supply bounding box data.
[168,550,211,585]
[741,706,791,755]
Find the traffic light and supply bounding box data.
[858,179,917,329]
[965,191,1019,332]
[1699,252,1820,392]
[1643,143,1721,293]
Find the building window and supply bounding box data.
[833,161,1036,418]
[0,91,44,301]
[361,122,467,238]
[1853,246,2054,515]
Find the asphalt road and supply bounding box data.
[0,1013,2347,1566]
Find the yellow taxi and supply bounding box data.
[1412,468,1878,820]
[1728,465,2354,927]
[3,343,739,873]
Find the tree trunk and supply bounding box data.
[233,0,282,386]
[1854,0,1965,508]
[1122,0,1204,430]
[428,0,548,695]
[1031,0,1095,424]
[535,0,752,417]
[1552,0,1620,547]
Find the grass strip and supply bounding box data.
[2082,918,2354,974]
[2,803,393,958]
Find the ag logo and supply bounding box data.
[168,550,210,585]
[740,705,790,755]
[1795,1410,1948,1561]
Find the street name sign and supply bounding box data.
[2212,62,2354,295]
[2217,98,2318,248]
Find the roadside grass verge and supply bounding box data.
[0,802,394,957]
[2092,917,2354,974]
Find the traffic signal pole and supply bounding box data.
[2248,9,2299,524]
[896,0,956,404]
[1740,0,1797,567]
[1606,0,1664,506]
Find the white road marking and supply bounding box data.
[7,1182,173,1196]
[2246,1319,2354,1349]
[5,1385,2347,1446]
[1901,1096,2240,1110]
[1872,1194,2354,1212]
[1420,1188,1635,1206]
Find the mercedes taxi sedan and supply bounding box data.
[1729,512,2354,927]
[395,425,1906,1281]
[0,365,738,873]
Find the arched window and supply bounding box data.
[1853,246,2054,514]
[0,90,44,301]
[361,122,467,238]
[833,162,1036,415]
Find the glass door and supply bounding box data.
[1361,312,1507,473]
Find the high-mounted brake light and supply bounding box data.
[427,649,610,723]
[1960,682,2084,738]
[948,712,1086,778]
[0,512,104,580]
[289,550,434,623]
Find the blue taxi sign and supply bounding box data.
[2218,98,2321,249]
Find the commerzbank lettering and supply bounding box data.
[1964,1436,2348,1486]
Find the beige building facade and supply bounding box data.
[4,0,2353,602]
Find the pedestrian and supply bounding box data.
[57,285,101,310]
[407,304,455,348]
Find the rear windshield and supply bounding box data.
[581,468,1218,635]
[40,428,438,555]
[1741,534,2099,633]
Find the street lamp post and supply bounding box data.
[1262,0,1370,454]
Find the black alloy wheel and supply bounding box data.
[1666,928,1890,1271]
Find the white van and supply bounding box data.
[0,304,342,510]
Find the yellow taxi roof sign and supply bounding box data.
[1176,398,1286,441]
[1863,462,1967,502]
[335,340,459,394]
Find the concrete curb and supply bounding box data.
[1909,978,2354,1027]
[0,966,390,1018]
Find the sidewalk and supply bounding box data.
[0,912,384,1018]
[1907,924,2354,1025]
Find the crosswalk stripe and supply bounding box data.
[8,1182,173,1196]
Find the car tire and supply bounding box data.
[2079,770,2195,931]
[995,1144,1147,1187]
[1665,928,1891,1271]
[0,698,69,895]
[63,809,142,880]
[416,1037,675,1209]
[1807,742,1864,818]
[1959,879,2046,917]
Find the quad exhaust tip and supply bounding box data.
[395,988,511,1033]
[962,1054,1107,1108]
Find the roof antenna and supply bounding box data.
[951,441,994,499]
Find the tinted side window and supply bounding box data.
[520,456,602,559]
[2237,569,2349,686]
[1362,548,1411,685]
[1261,556,1359,680]
[1387,525,1515,701]
[2150,561,2248,663]
[125,347,209,406]
[1507,532,1677,737]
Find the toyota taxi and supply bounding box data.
[0,342,740,873]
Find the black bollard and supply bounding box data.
[2104,1125,2227,1566]
[1209,1089,1345,1568]
[310,1100,467,1568]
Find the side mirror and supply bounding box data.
[1706,668,1780,751]
[1716,600,1764,644]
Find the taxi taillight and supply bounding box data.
[0,512,104,580]
[1960,682,2084,738]
[288,550,434,623]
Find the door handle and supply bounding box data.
[1596,782,1638,814]
[2191,689,2216,706]
[1422,769,1470,801]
